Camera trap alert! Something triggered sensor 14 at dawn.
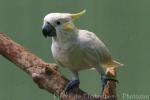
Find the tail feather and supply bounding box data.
[101,60,124,68]
[112,60,124,67]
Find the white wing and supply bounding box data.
[78,30,112,65]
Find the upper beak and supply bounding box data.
[42,22,56,38]
[70,9,86,20]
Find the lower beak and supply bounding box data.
[42,23,56,38]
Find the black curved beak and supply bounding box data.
[42,23,56,38]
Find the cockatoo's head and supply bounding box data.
[42,10,86,38]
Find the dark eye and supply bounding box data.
[56,21,61,25]
[46,22,50,25]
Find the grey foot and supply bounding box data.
[101,75,118,90]
[64,80,80,92]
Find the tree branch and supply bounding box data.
[0,32,117,100]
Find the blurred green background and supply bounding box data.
[0,0,150,100]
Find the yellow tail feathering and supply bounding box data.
[101,60,124,68]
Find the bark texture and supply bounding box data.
[0,33,117,100]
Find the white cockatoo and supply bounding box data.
[42,10,123,91]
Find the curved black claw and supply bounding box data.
[64,80,80,92]
[101,75,118,90]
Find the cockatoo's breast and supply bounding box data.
[51,38,99,71]
[51,29,112,71]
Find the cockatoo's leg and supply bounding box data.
[64,70,79,92]
[95,66,118,91]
